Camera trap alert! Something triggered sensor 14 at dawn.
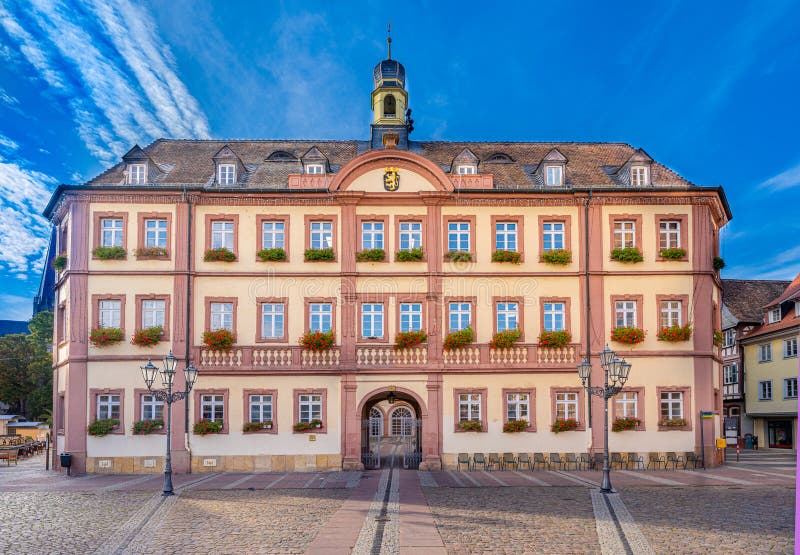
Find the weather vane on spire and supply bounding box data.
[387,22,392,59]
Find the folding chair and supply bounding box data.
[665,452,684,470]
[563,453,579,470]
[457,452,471,471]
[610,452,626,469]
[626,452,645,470]
[487,452,501,470]
[549,452,565,470]
[578,452,592,470]
[592,452,605,470]
[647,452,666,470]
[517,453,532,471]
[533,452,548,470]
[684,452,700,469]
[502,452,517,470]
[472,452,487,470]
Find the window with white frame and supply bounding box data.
[496,302,518,332]
[144,219,167,248]
[399,303,422,332]
[210,220,234,250]
[261,303,284,339]
[506,393,529,422]
[631,166,648,187]
[361,222,384,250]
[758,343,772,362]
[723,329,735,348]
[249,394,273,423]
[615,300,637,328]
[616,391,638,418]
[448,302,471,332]
[210,302,233,331]
[98,299,121,329]
[783,378,798,399]
[659,221,681,249]
[218,164,236,185]
[398,221,422,251]
[458,393,481,421]
[305,163,325,174]
[361,303,384,338]
[390,406,413,436]
[758,380,772,401]
[261,221,285,249]
[660,300,682,328]
[494,222,517,252]
[369,407,382,436]
[101,218,124,247]
[768,308,781,323]
[543,302,565,332]
[141,394,163,421]
[201,394,224,422]
[97,394,121,420]
[660,391,683,419]
[784,337,798,358]
[456,164,476,175]
[142,299,165,329]
[128,163,146,184]
[298,394,322,422]
[447,222,470,252]
[613,220,636,249]
[555,392,578,421]
[723,364,739,385]
[309,303,332,332]
[309,221,333,250]
[795,301,800,317]
[545,165,563,186]
[542,222,564,251]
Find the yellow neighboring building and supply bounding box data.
[743,275,800,450]
[43,51,731,474]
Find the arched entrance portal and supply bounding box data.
[359,388,423,469]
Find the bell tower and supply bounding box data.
[370,25,410,149]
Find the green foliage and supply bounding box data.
[304,248,335,261]
[610,247,644,263]
[395,331,428,350]
[299,330,335,351]
[658,324,692,342]
[193,419,224,435]
[243,421,273,432]
[537,330,572,348]
[659,248,686,260]
[713,256,726,271]
[503,419,528,433]
[713,330,724,347]
[88,418,119,436]
[53,254,67,272]
[92,246,127,259]
[491,250,521,264]
[395,247,424,262]
[540,249,572,265]
[356,248,386,262]
[202,329,235,351]
[135,246,168,258]
[204,248,237,262]
[660,418,687,428]
[444,250,473,262]
[89,327,124,347]
[443,326,474,351]
[458,419,483,432]
[612,417,640,432]
[490,329,522,349]
[610,326,646,344]
[256,248,287,262]
[0,312,53,420]
[293,419,323,431]
[132,419,164,435]
[551,418,578,433]
[131,326,163,347]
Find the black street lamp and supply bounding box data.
[577,344,631,493]
[141,351,198,496]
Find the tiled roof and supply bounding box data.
[741,310,800,341]
[764,273,800,308]
[85,139,699,190]
[721,279,791,323]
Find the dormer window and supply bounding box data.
[631,166,649,187]
[218,164,236,185]
[306,164,325,175]
[545,165,563,186]
[795,301,800,317]
[128,164,146,184]
[456,165,476,175]
[768,308,782,324]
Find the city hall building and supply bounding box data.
[45,52,731,474]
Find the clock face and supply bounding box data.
[383,167,400,191]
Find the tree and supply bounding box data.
[0,311,53,419]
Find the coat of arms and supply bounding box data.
[383,167,400,191]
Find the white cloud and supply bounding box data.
[758,162,800,192]
[0,294,33,321]
[0,134,18,151]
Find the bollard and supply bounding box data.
[736,445,740,462]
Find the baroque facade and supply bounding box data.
[45,53,731,474]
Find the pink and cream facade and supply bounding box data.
[44,57,731,474]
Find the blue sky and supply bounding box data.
[1,0,799,321]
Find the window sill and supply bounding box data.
[657,425,692,432]
[293,426,326,434]
[243,428,277,435]
[254,337,289,344]
[136,255,172,261]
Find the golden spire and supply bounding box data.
[387,22,392,59]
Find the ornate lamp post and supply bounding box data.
[141,351,198,496]
[577,344,631,493]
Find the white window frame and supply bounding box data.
[398,221,422,251]
[142,299,165,329]
[98,299,121,329]
[542,222,564,251]
[631,165,649,187]
[127,163,146,184]
[361,222,384,250]
[784,337,798,358]
[615,300,637,328]
[543,302,565,332]
[249,394,273,423]
[447,222,470,252]
[660,392,683,419]
[261,221,285,250]
[616,391,638,418]
[361,303,384,339]
[399,303,422,332]
[141,394,164,421]
[545,165,563,186]
[660,300,682,328]
[210,220,234,250]
[298,394,322,422]
[758,380,772,401]
[261,303,284,339]
[795,301,800,317]
[494,222,518,252]
[305,163,325,175]
[201,394,224,422]
[309,221,333,250]
[101,218,124,248]
[758,343,772,362]
[783,378,798,399]
[210,302,233,332]
[448,302,471,333]
[309,303,332,333]
[613,221,636,249]
[496,302,518,332]
[458,393,481,421]
[768,308,781,324]
[659,220,681,249]
[555,392,578,421]
[723,364,739,385]
[390,406,413,436]
[723,329,735,348]
[506,393,529,422]
[217,163,236,185]
[144,219,167,248]
[97,394,121,420]
[456,164,476,175]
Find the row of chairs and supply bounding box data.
[456,451,701,471]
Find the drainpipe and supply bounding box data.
[585,190,592,422]
[184,187,193,470]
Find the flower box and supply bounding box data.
[611,417,640,432]
[53,253,68,272]
[658,324,692,342]
[490,329,521,349]
[538,330,572,348]
[135,246,169,258]
[551,418,578,433]
[256,247,287,262]
[458,419,483,432]
[90,327,124,347]
[132,419,164,435]
[304,248,334,261]
[610,247,644,263]
[395,330,427,350]
[659,248,686,260]
[503,419,528,433]
[131,326,163,347]
[88,418,119,436]
[443,326,473,351]
[660,418,687,428]
[713,256,725,271]
[202,329,235,351]
[610,326,646,344]
[204,248,236,262]
[396,247,424,262]
[300,330,335,351]
[294,419,322,431]
[444,250,472,262]
[92,246,127,260]
[491,250,521,264]
[540,249,572,265]
[356,248,386,262]
[194,419,224,435]
[243,421,273,432]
